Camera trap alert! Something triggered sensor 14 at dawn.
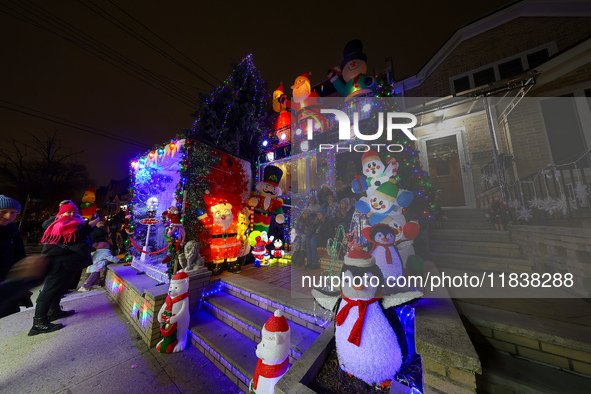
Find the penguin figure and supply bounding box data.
[311,249,422,387]
[362,224,404,281]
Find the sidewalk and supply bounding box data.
[0,288,241,393]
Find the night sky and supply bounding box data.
[1,1,514,186]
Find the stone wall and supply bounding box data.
[510,225,591,297]
[105,264,211,347]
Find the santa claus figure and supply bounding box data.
[197,195,241,275]
[272,73,327,131]
[248,166,285,234]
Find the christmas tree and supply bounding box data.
[187,54,274,161]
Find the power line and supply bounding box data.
[0,99,152,149]
[107,0,222,85]
[1,1,202,107]
[82,0,219,89]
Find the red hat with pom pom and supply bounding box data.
[344,249,375,268]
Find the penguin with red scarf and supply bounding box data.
[311,250,422,387]
[248,166,285,234]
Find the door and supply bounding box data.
[419,131,473,207]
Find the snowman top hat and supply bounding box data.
[341,39,367,70]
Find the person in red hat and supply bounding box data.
[28,202,100,336]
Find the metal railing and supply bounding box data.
[504,150,591,224]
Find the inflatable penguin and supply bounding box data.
[362,224,404,281]
[311,250,422,387]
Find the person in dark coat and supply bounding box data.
[305,208,334,269]
[29,202,99,335]
[292,209,314,266]
[334,198,355,234]
[0,195,27,318]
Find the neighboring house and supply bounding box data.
[390,0,591,217]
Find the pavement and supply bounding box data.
[0,288,241,394]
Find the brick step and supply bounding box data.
[430,239,522,258]
[189,310,258,392]
[431,252,534,273]
[219,278,324,334]
[476,347,591,393]
[455,300,591,378]
[203,291,320,361]
[430,228,512,243]
[438,221,500,230]
[443,208,490,216]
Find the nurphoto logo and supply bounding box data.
[305,108,418,152]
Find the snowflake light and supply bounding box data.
[574,183,589,202]
[516,206,533,222]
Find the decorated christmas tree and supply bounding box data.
[187,54,274,160]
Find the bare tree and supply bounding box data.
[0,131,91,221]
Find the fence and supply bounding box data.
[505,150,591,224]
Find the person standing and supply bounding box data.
[0,195,27,318]
[29,202,98,335]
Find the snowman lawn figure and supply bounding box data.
[354,149,399,197]
[156,270,190,353]
[250,310,291,394]
[355,178,414,227]
[312,250,422,387]
[328,39,377,98]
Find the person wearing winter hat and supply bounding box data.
[29,202,99,335]
[42,199,76,230]
[0,195,27,318]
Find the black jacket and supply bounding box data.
[42,224,94,271]
[0,223,26,281]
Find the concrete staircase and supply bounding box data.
[430,208,534,274]
[187,277,322,393]
[432,208,591,393]
[455,300,591,393]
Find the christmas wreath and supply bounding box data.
[485,200,511,226]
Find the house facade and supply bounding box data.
[391,0,591,216]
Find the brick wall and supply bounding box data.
[406,17,591,98]
[105,266,212,347]
[105,269,165,347]
[510,225,591,297]
[465,315,591,377]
